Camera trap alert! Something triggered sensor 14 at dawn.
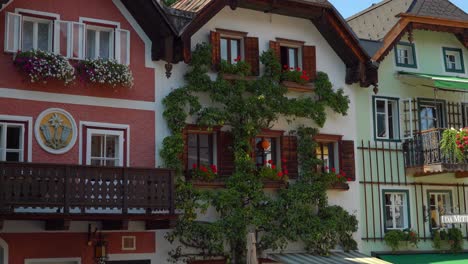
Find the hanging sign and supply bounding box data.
[441,214,468,224]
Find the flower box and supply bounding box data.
[282,81,315,92]
[191,179,287,189]
[76,58,133,88]
[188,258,226,264]
[329,182,350,191]
[222,73,258,81]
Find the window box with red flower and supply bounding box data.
[324,167,351,191]
[280,66,315,92]
[220,57,257,81]
[191,164,218,182]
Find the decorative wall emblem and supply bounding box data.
[35,108,77,154]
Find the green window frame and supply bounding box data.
[394,42,417,68]
[443,47,465,73]
[382,189,411,232]
[372,96,401,142]
[417,98,446,132]
[426,190,453,231]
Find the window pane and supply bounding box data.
[105,159,118,167]
[200,147,210,165]
[230,39,239,64]
[72,23,84,58]
[199,134,209,148]
[220,38,228,61]
[388,102,394,139]
[6,152,20,162]
[105,135,117,158]
[6,126,21,149]
[288,48,296,68]
[86,29,96,59]
[22,20,34,51]
[37,22,51,51]
[91,158,102,166]
[99,31,111,59]
[119,30,129,64]
[280,46,289,68]
[91,135,103,157]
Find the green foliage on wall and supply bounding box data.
[162,43,356,263]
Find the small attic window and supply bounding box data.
[395,42,417,68]
[443,47,465,73]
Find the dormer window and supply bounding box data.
[220,37,241,64]
[395,42,417,68]
[443,47,465,73]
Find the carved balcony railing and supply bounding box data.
[403,128,468,173]
[0,162,175,216]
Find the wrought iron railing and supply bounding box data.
[0,162,175,215]
[403,128,462,168]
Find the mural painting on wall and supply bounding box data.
[35,108,77,154]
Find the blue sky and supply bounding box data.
[328,0,468,19]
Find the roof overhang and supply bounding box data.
[373,13,468,62]
[397,71,468,92]
[179,0,377,87]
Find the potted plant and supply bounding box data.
[257,159,289,183]
[191,164,218,182]
[280,66,314,92]
[384,229,419,251]
[219,57,253,80]
[322,167,351,190]
[75,58,134,88]
[14,50,75,85]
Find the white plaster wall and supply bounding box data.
[153,6,364,260]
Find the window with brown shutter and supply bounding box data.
[217,131,235,176]
[340,140,355,181]
[269,40,281,60]
[210,31,221,69]
[244,36,259,76]
[281,136,298,178]
[302,45,316,81]
[183,125,219,172]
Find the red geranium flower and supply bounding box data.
[192,164,197,169]
[284,169,289,175]
[277,171,284,177]
[271,165,276,169]
[347,177,352,181]
[200,165,208,173]
[283,65,289,69]
[268,160,273,164]
[282,158,287,163]
[331,168,336,173]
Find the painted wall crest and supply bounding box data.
[35,108,77,154]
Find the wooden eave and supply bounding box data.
[373,13,468,63]
[178,0,377,87]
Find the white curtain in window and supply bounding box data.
[4,12,21,52]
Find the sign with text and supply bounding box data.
[441,214,468,224]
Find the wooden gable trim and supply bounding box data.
[373,14,468,62]
[216,28,248,37]
[275,37,306,47]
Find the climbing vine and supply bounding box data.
[163,43,357,263]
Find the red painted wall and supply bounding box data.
[0,232,155,264]
[0,0,155,102]
[0,98,155,167]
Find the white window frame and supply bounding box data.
[383,190,410,230]
[0,123,25,162]
[400,98,413,140]
[79,121,130,167]
[427,190,453,230]
[24,258,81,264]
[84,24,115,60]
[0,115,32,162]
[220,35,243,64]
[374,97,400,140]
[21,16,53,52]
[86,128,124,167]
[122,236,137,251]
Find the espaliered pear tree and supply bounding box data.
[162,43,358,263]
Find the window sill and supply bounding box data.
[222,73,258,81]
[281,81,315,92]
[328,182,350,191]
[396,64,417,69]
[190,179,287,189]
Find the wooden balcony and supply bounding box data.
[0,162,176,230]
[403,128,468,176]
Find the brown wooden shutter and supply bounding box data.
[210,31,221,69]
[340,140,355,181]
[244,37,259,76]
[269,40,281,60]
[218,131,235,177]
[281,136,298,179]
[302,45,316,81]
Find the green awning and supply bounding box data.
[397,71,468,91]
[269,251,391,264]
[379,253,468,264]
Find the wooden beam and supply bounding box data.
[145,219,177,230]
[372,17,411,62]
[399,14,468,28]
[45,219,71,231]
[102,219,129,231]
